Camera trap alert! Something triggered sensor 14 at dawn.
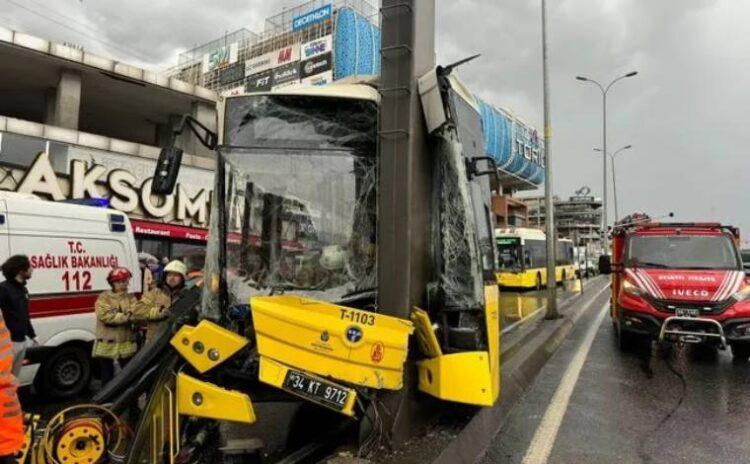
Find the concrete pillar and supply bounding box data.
[53,70,81,130]
[44,87,56,125]
[188,101,217,158]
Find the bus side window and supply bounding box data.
[524,249,532,267]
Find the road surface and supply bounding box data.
[481,286,750,464]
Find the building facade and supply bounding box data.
[0,25,219,265]
[523,187,603,250]
[165,0,380,96]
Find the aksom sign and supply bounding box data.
[10,152,211,227]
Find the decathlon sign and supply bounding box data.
[292,4,332,32]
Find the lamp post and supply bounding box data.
[594,144,632,222]
[576,71,637,252]
[541,0,558,318]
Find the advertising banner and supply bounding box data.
[245,52,275,76]
[301,35,332,60]
[300,52,332,79]
[245,70,273,92]
[221,85,245,97]
[301,70,333,87]
[292,4,332,32]
[272,62,300,86]
[219,62,245,85]
[202,42,239,73]
[272,80,300,91]
[273,44,300,67]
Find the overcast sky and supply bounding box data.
[2,0,750,244]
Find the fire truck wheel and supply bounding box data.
[615,322,637,352]
[730,342,750,361]
[35,345,92,398]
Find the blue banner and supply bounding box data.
[292,4,332,32]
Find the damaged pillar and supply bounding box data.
[377,0,436,446]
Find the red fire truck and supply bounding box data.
[599,216,750,358]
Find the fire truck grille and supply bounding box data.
[649,298,733,315]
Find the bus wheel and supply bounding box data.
[35,345,91,398]
[535,274,542,291]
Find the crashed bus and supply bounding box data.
[18,67,503,463]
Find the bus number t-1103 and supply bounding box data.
[62,270,92,291]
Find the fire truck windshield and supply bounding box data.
[626,234,741,270]
[200,92,378,317]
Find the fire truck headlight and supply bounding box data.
[731,285,750,302]
[622,279,647,298]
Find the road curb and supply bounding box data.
[430,278,609,464]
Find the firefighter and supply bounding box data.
[133,260,187,344]
[0,309,23,463]
[93,267,138,385]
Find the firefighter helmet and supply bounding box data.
[107,267,132,284]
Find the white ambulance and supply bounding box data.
[0,192,141,397]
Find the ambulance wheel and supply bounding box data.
[731,342,750,361]
[35,345,91,398]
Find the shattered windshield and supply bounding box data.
[202,93,378,317]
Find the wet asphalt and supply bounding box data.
[481,288,750,464]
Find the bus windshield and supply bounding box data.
[496,237,522,270]
[626,234,741,270]
[202,93,378,317]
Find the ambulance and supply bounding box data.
[0,192,141,397]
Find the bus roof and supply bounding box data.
[226,81,380,103]
[495,227,546,240]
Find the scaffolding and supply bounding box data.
[164,0,378,92]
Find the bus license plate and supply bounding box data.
[676,308,700,318]
[282,369,350,411]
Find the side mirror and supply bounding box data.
[151,147,183,195]
[598,255,612,275]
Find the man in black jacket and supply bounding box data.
[0,255,35,376]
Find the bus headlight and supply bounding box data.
[622,279,647,298]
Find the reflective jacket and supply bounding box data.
[133,285,184,344]
[92,291,138,360]
[0,311,23,456]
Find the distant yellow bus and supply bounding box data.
[495,228,576,290]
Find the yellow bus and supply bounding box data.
[495,227,576,290]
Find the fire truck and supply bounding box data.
[599,215,750,357]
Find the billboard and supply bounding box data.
[245,52,275,76]
[219,62,245,85]
[273,44,300,67]
[301,70,333,87]
[301,35,332,60]
[272,62,300,86]
[202,42,239,73]
[245,70,273,92]
[292,4,332,32]
[272,80,300,91]
[300,52,332,79]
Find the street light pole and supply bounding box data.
[576,71,637,253]
[594,144,631,222]
[541,0,558,318]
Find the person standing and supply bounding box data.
[0,309,23,464]
[93,267,138,385]
[0,255,36,377]
[133,260,187,344]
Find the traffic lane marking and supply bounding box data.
[521,301,609,464]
